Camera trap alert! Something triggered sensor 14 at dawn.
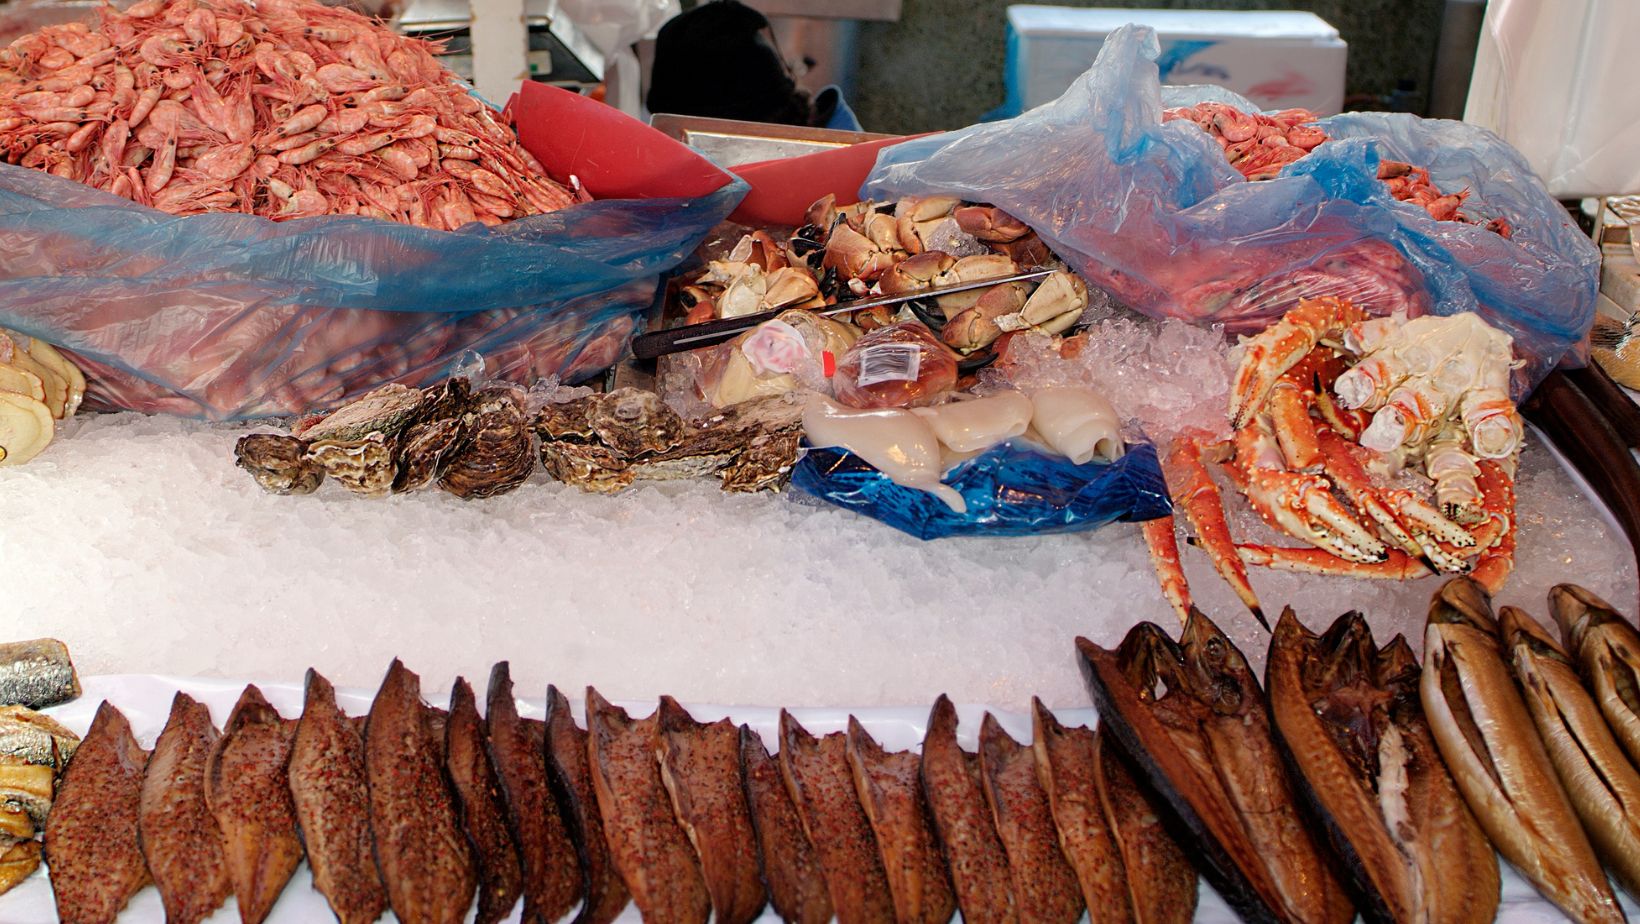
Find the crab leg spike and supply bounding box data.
[1165,436,1266,629]
[1235,544,1432,579]
[1141,517,1193,625]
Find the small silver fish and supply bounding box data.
[0,640,79,710]
[0,706,79,769]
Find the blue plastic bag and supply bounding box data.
[791,439,1171,540]
[0,87,746,420]
[862,25,1600,390]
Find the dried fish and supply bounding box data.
[1028,700,1134,922]
[741,726,832,924]
[365,661,476,924]
[1077,609,1353,924]
[543,685,629,924]
[844,716,956,924]
[289,669,387,924]
[141,692,230,924]
[0,639,79,709]
[0,757,51,827]
[1502,603,1640,902]
[44,702,150,924]
[1266,609,1497,924]
[655,696,765,924]
[0,705,78,768]
[778,710,895,923]
[206,685,304,924]
[1422,578,1622,923]
[920,695,1016,924]
[1091,724,1197,924]
[978,713,1083,923]
[446,678,522,924]
[0,840,39,897]
[1551,583,1640,768]
[585,688,709,923]
[484,663,581,922]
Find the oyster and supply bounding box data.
[299,383,424,442]
[719,427,801,493]
[306,433,396,498]
[440,390,534,500]
[393,418,464,493]
[536,394,599,442]
[415,377,473,426]
[236,434,323,495]
[540,442,635,495]
[592,388,685,457]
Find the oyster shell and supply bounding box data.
[393,418,465,494]
[440,391,534,500]
[539,442,634,495]
[720,428,802,493]
[415,377,473,426]
[235,434,323,496]
[592,389,685,457]
[536,395,600,443]
[299,384,424,442]
[305,433,396,498]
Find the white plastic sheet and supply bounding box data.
[1465,0,1640,197]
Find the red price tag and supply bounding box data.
[822,350,836,378]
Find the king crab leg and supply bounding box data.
[1226,418,1390,565]
[1141,517,1192,625]
[1467,459,1517,593]
[1233,544,1432,579]
[1162,433,1266,628]
[1228,296,1367,428]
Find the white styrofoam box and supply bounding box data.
[1001,6,1347,117]
[1465,0,1640,198]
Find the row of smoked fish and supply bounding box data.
[1080,577,1640,924]
[26,659,1193,924]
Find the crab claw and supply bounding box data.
[805,193,838,230]
[822,223,895,282]
[933,253,1018,318]
[954,205,1030,243]
[729,229,788,271]
[989,231,1053,268]
[1011,271,1087,331]
[679,284,717,323]
[860,211,904,255]
[942,282,1029,352]
[717,264,767,318]
[1230,458,1389,565]
[894,195,960,254]
[761,266,821,311]
[1228,296,1366,428]
[879,251,954,296]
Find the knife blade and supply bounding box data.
[631,267,1056,360]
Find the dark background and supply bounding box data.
[848,0,1446,134]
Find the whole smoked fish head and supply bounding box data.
[1266,609,1497,924]
[289,669,388,924]
[206,684,304,924]
[140,692,230,924]
[1078,609,1353,924]
[365,660,477,924]
[43,701,150,924]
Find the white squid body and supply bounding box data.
[1334,313,1519,457]
[1028,386,1125,465]
[803,395,967,513]
[910,391,1034,452]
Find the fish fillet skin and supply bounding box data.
[485,663,581,923]
[586,689,709,924]
[44,701,150,924]
[656,696,766,924]
[0,638,79,710]
[365,660,477,924]
[447,678,523,924]
[742,726,832,924]
[140,692,230,924]
[920,695,1016,924]
[289,669,388,924]
[544,684,629,924]
[978,713,1084,924]
[1092,728,1198,924]
[778,710,895,924]
[845,716,957,924]
[206,684,304,924]
[1029,701,1133,923]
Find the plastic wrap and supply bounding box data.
[792,438,1170,540]
[0,83,745,419]
[861,24,1600,391]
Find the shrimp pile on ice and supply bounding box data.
[0,0,580,228]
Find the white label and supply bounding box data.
[853,343,923,387]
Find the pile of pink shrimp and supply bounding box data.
[0,0,580,229]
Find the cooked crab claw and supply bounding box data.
[1422,578,1625,924]
[953,205,1030,243]
[1228,296,1366,429]
[878,251,954,296]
